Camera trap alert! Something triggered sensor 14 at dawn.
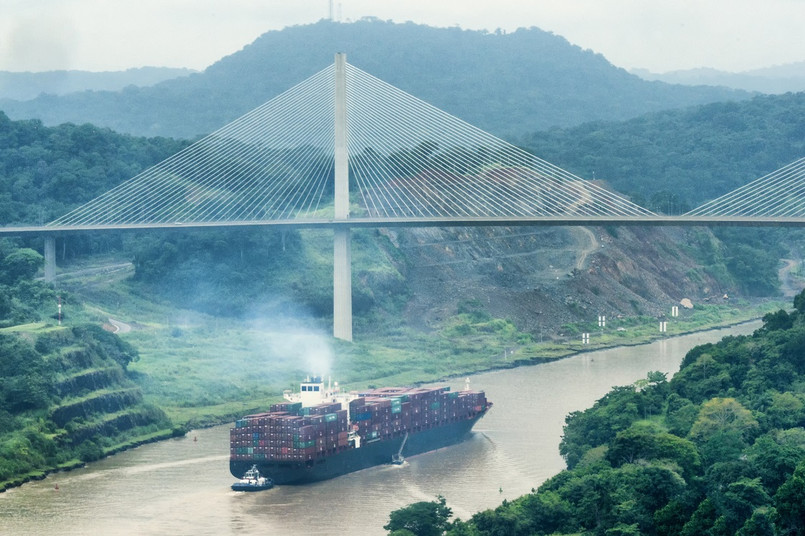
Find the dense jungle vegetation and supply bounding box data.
[522,92,805,207]
[0,111,186,225]
[0,240,173,490]
[386,291,805,535]
[0,109,188,487]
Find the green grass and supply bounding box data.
[48,269,785,428]
[124,299,778,425]
[0,322,65,334]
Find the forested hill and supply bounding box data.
[0,19,747,139]
[522,92,805,207]
[0,112,186,225]
[387,292,805,534]
[0,240,174,490]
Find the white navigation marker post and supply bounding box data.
[333,52,353,342]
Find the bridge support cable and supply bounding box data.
[48,57,655,230]
[342,66,655,220]
[685,157,805,218]
[49,66,338,227]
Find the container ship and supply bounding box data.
[229,376,492,484]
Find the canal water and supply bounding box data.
[0,322,759,535]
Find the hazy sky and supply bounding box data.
[1,0,804,73]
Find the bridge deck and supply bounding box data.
[4,215,805,236]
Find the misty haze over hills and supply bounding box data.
[632,61,805,94]
[0,67,196,101]
[0,20,751,140]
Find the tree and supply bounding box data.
[385,496,452,536]
[680,498,719,536]
[0,333,52,411]
[654,499,696,536]
[774,461,805,534]
[0,285,12,318]
[517,490,573,534]
[689,398,759,444]
[0,248,43,284]
[647,370,669,384]
[606,423,700,478]
[747,434,804,491]
[793,289,805,314]
[560,386,642,468]
[736,507,776,536]
[715,477,772,533]
[671,353,732,403]
[72,324,139,369]
[665,394,700,436]
[762,309,793,332]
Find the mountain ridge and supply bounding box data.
[0,20,749,140]
[632,61,805,94]
[0,67,196,101]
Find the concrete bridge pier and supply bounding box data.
[333,228,352,341]
[44,234,56,283]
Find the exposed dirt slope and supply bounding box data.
[386,225,730,337]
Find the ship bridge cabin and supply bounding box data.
[299,376,326,406]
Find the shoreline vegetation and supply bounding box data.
[1,299,777,493]
[140,299,782,428]
[386,291,805,535]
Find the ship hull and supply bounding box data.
[230,412,485,485]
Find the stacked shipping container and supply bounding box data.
[230,401,349,463]
[350,386,487,442]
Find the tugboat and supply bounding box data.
[231,464,274,492]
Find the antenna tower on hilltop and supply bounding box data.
[328,1,342,22]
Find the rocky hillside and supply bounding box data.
[385,225,733,338]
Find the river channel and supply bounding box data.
[0,322,759,535]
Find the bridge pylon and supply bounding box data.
[333,52,353,342]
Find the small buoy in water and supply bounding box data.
[193,436,197,442]
[54,484,59,491]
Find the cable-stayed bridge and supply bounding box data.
[3,54,805,340]
[44,57,656,229]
